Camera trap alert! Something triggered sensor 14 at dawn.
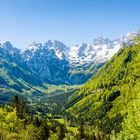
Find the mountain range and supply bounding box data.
[0,32,137,89]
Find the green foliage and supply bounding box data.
[0,103,79,140]
[114,95,140,140]
[67,42,140,139]
[12,95,26,119]
[78,121,85,139]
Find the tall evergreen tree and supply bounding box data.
[12,95,25,119]
[78,120,85,140]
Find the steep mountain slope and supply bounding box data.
[21,42,69,84]
[21,41,104,85]
[66,41,140,138]
[20,32,136,85]
[0,41,44,104]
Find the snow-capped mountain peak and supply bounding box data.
[0,31,138,85]
[44,40,69,60]
[21,42,42,52]
[92,37,113,46]
[68,31,137,65]
[0,40,14,50]
[20,31,137,66]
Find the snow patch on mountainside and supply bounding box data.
[0,31,137,85]
[20,31,137,67]
[68,32,137,66]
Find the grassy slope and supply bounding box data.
[34,84,80,95]
[67,43,140,135]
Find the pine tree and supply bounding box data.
[58,124,66,140]
[35,121,50,140]
[78,120,85,140]
[12,95,25,119]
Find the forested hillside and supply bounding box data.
[66,38,140,139]
[0,96,79,140]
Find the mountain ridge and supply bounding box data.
[0,31,137,85]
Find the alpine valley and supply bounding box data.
[0,31,140,140]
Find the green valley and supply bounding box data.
[1,38,140,139]
[1,0,140,139]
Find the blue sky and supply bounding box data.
[0,0,140,48]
